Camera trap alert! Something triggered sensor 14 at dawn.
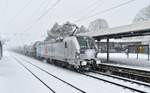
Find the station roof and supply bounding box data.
[79,21,150,40]
[100,38,145,43]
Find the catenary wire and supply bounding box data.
[8,0,34,24]
[23,0,61,32]
[74,0,136,22]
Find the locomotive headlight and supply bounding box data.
[96,60,101,64]
[81,61,87,66]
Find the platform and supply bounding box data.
[98,53,150,71]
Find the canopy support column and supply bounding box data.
[97,39,101,52]
[106,38,109,62]
[0,41,2,59]
[148,45,149,61]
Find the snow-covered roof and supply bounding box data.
[79,21,150,39]
[100,39,144,43]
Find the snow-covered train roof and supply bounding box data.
[79,21,150,39]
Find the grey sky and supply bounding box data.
[0,0,150,48]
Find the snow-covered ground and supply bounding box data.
[97,53,150,71]
[0,52,51,93]
[0,51,141,93]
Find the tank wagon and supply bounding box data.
[23,44,37,57]
[36,35,101,70]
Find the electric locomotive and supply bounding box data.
[36,35,101,70]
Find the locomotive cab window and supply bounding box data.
[65,42,67,48]
[77,36,97,49]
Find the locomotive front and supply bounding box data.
[76,36,101,70]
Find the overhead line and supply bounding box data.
[8,0,34,24]
[25,0,52,28]
[37,0,61,21]
[24,0,61,32]
[75,0,136,22]
[29,0,51,19]
[87,0,103,15]
[59,0,103,22]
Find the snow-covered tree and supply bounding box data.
[47,22,60,37]
[46,21,90,41]
[133,5,150,23]
[132,5,150,43]
[88,18,109,32]
[77,25,89,34]
[60,22,76,37]
[46,22,81,41]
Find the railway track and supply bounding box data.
[90,70,150,92]
[20,57,148,93]
[97,63,150,83]
[14,57,55,93]
[13,53,150,93]
[13,56,86,93]
[91,70,150,88]
[80,72,147,93]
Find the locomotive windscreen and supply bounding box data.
[76,36,97,49]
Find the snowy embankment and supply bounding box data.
[97,53,150,71]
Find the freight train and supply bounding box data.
[21,35,101,71]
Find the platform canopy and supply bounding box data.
[79,21,150,40]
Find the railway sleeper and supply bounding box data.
[97,65,150,83]
[112,71,150,83]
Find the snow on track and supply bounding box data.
[0,51,51,93]
[87,71,150,92]
[11,51,138,93]
[13,56,85,93]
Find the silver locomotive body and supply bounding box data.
[36,35,101,70]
